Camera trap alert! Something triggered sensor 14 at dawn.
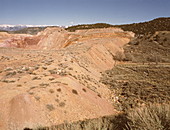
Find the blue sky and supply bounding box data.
[0,0,170,25]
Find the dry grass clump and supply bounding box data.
[23,103,170,130]
[49,89,54,93]
[125,103,170,130]
[59,102,66,107]
[113,51,125,62]
[46,104,55,111]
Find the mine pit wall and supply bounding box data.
[87,38,131,71]
[72,37,132,78]
[65,31,134,72]
[61,30,134,101]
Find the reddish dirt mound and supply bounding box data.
[0,27,134,129]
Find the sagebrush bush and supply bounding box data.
[125,103,170,130]
[72,89,78,95]
[114,51,125,61]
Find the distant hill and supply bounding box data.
[1,17,170,35]
[0,30,8,33]
[123,31,170,63]
[66,17,170,34]
[66,23,114,32]
[114,17,170,35]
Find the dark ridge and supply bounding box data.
[1,17,170,35]
[66,23,114,32]
[0,30,8,33]
[66,17,170,34]
[114,17,170,35]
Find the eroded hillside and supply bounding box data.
[0,27,134,130]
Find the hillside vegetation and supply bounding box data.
[66,23,114,32]
[100,17,170,130]
[123,31,170,63]
[66,17,170,35]
[115,17,170,35]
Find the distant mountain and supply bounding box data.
[0,25,61,35]
[0,25,27,31]
[0,25,58,32]
[8,27,47,35]
[1,17,170,35]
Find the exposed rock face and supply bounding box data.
[0,27,134,50]
[0,27,134,129]
[36,27,68,49]
[0,32,35,48]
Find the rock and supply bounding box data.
[4,67,13,71]
[6,71,16,77]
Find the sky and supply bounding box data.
[0,0,170,26]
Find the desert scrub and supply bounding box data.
[125,103,170,130]
[72,89,78,95]
[113,51,126,62]
[82,88,86,92]
[59,102,66,107]
[101,64,170,111]
[39,83,49,87]
[46,104,55,111]
[57,88,61,92]
[49,89,54,93]
[34,96,40,101]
